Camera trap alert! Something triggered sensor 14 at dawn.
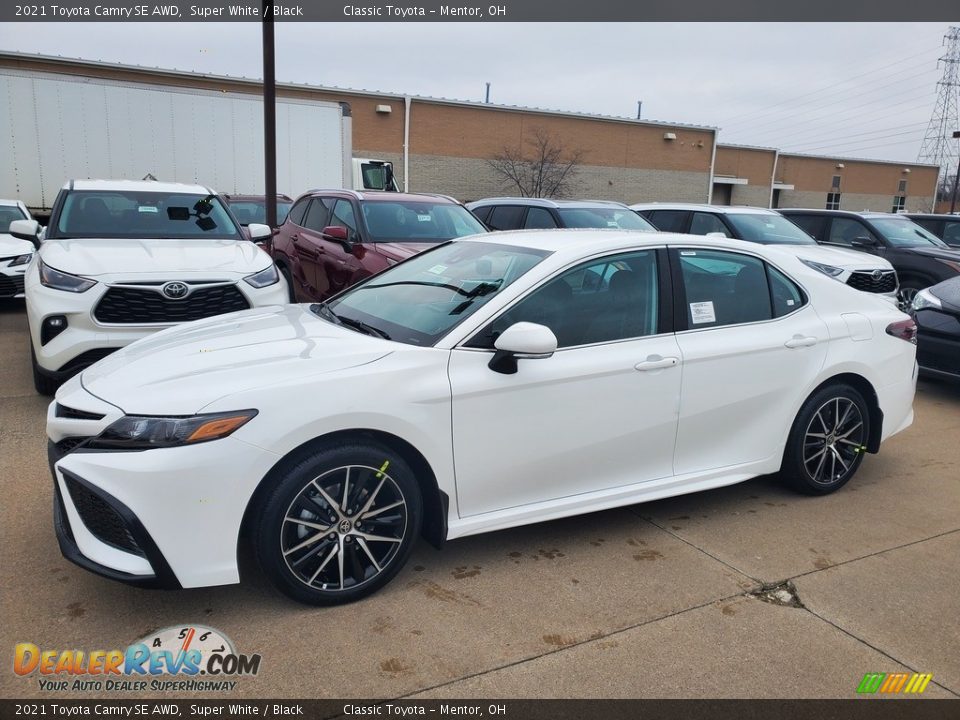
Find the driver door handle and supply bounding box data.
[784,335,818,349]
[634,356,679,372]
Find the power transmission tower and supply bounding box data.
[918,26,960,209]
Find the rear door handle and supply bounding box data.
[634,356,679,371]
[294,241,319,258]
[784,335,818,349]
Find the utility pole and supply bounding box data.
[262,1,277,229]
[918,26,960,212]
[951,130,960,214]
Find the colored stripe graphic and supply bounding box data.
[858,672,933,694]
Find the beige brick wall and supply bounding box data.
[729,184,771,207]
[406,153,710,204]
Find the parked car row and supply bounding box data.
[0,198,36,299]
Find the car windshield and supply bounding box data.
[51,191,242,240]
[0,206,27,229]
[360,201,487,243]
[326,241,550,346]
[869,217,948,248]
[725,213,817,245]
[556,208,655,230]
[228,199,292,226]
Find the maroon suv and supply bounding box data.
[270,190,488,302]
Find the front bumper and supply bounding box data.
[914,308,960,379]
[0,263,27,298]
[48,387,279,589]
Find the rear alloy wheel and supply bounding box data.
[255,443,422,605]
[782,384,870,495]
[896,282,924,311]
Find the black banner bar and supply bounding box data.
[1,699,959,720]
[3,0,960,22]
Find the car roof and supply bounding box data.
[630,202,778,215]
[466,197,631,210]
[778,208,897,219]
[303,189,460,204]
[905,213,960,220]
[0,198,24,208]
[64,179,215,195]
[224,194,294,202]
[456,228,770,257]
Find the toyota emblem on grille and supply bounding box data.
[871,270,884,281]
[161,281,189,299]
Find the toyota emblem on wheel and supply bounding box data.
[162,281,189,299]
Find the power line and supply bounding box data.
[787,128,928,153]
[715,47,942,127]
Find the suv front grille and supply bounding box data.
[94,284,249,324]
[846,270,897,294]
[0,274,25,297]
[64,475,144,556]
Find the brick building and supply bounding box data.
[0,51,941,212]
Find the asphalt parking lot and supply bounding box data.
[1,297,958,700]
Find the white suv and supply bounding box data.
[17,180,289,395]
[1,199,37,299]
[631,203,899,299]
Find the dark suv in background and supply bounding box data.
[270,190,487,302]
[779,209,960,307]
[904,213,960,248]
[466,197,657,232]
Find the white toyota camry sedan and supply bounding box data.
[46,230,918,605]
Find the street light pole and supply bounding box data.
[262,1,277,229]
[951,130,960,215]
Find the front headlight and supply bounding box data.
[936,258,960,274]
[912,288,942,312]
[8,253,33,267]
[800,259,844,278]
[243,264,279,288]
[85,410,258,450]
[39,259,97,293]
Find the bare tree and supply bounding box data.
[486,127,584,198]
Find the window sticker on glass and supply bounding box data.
[138,206,159,213]
[428,264,448,275]
[690,301,716,324]
[417,214,432,222]
[680,250,697,256]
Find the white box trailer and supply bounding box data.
[0,67,396,218]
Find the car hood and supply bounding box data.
[79,304,393,415]
[39,238,270,277]
[781,244,894,271]
[903,245,960,262]
[0,234,34,257]
[373,242,440,263]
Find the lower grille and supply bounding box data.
[94,284,249,324]
[847,270,897,294]
[64,475,144,556]
[59,348,119,374]
[0,274,25,297]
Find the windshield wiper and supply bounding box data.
[310,302,342,324]
[338,316,391,340]
[360,279,502,298]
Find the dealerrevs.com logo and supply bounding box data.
[13,625,261,693]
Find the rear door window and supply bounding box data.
[690,213,731,237]
[786,214,826,241]
[677,249,772,328]
[303,198,331,232]
[646,210,689,233]
[524,207,559,229]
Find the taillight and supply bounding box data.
[886,318,917,344]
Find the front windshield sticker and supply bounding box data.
[417,214,432,222]
[138,206,159,213]
[690,301,716,324]
[428,264,448,274]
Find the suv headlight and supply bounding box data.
[85,410,258,450]
[8,253,33,267]
[800,259,844,278]
[912,288,942,312]
[39,259,97,293]
[243,264,279,288]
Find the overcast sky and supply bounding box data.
[1,22,955,165]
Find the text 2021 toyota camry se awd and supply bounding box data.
[46,231,918,604]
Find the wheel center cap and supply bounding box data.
[338,519,352,534]
[827,434,836,445]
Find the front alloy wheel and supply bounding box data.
[256,442,422,605]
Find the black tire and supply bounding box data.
[254,441,422,605]
[31,342,60,396]
[781,383,871,496]
[278,264,297,303]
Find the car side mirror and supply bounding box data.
[321,225,353,250]
[851,237,878,249]
[9,219,41,248]
[488,322,558,375]
[247,223,272,241]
